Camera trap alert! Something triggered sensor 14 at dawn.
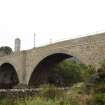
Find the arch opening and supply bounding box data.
[29,53,80,88]
[0,63,19,89]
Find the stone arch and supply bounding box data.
[0,63,19,89]
[28,53,80,87]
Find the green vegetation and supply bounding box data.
[48,60,95,87]
[0,46,13,55]
[0,59,105,105]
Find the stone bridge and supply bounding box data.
[0,32,105,88]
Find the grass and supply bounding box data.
[0,97,71,105]
[0,82,105,105]
[0,83,85,105]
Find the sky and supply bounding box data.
[0,0,105,50]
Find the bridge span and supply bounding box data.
[0,32,105,88]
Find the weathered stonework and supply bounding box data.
[0,32,105,87]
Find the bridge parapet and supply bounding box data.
[28,32,105,55]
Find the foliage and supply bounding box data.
[39,84,66,99]
[0,46,13,55]
[81,65,96,81]
[0,97,60,105]
[0,83,90,105]
[91,93,105,105]
[1,59,105,105]
[48,60,95,87]
[48,60,84,87]
[21,97,60,105]
[0,97,17,105]
[84,59,105,105]
[0,82,104,105]
[86,64,105,94]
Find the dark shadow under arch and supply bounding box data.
[29,53,74,88]
[0,63,19,89]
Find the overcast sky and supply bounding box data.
[0,0,105,50]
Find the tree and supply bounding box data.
[48,60,84,87]
[0,46,13,55]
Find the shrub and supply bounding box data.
[39,84,66,99]
[93,93,105,105]
[48,60,84,87]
